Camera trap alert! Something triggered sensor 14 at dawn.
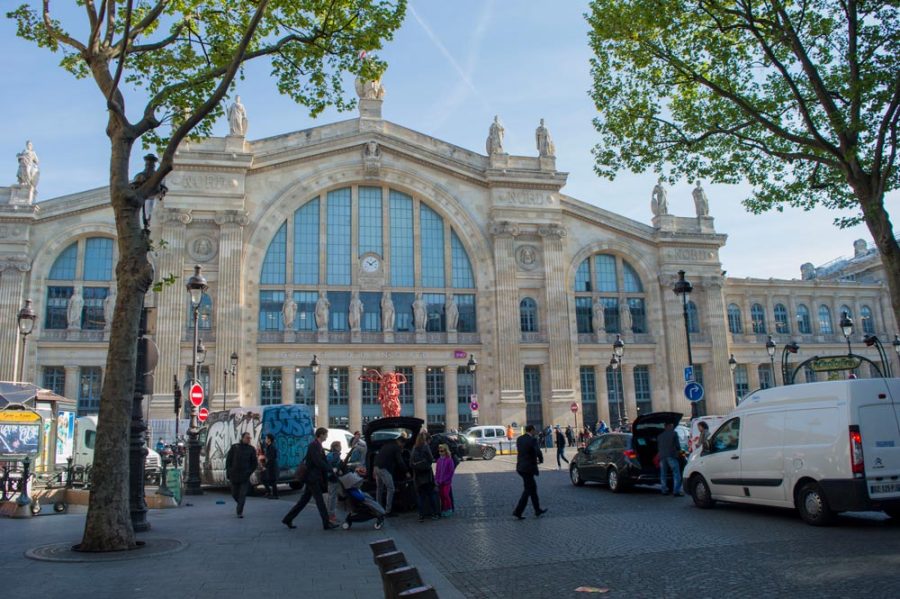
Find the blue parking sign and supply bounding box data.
[684,382,704,402]
[683,366,694,382]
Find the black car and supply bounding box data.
[569,412,684,492]
[355,416,424,512]
[430,432,496,461]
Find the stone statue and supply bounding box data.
[535,118,555,157]
[692,180,709,217]
[348,291,364,332]
[228,96,248,137]
[412,293,427,333]
[103,289,115,330]
[651,177,668,216]
[67,288,84,329]
[486,115,505,155]
[354,77,385,100]
[621,303,633,333]
[591,298,605,334]
[16,140,39,188]
[364,141,381,159]
[281,296,297,329]
[315,291,330,331]
[445,297,459,332]
[381,293,395,332]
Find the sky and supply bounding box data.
[0,0,896,280]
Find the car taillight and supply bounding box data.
[623,449,637,460]
[849,426,864,476]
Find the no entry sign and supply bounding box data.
[189,383,205,407]
[570,402,579,413]
[198,407,209,422]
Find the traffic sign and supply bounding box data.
[570,402,579,413]
[683,366,694,382]
[684,381,705,402]
[470,401,479,412]
[189,383,205,407]
[198,407,209,422]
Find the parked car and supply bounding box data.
[569,412,685,492]
[463,425,512,452]
[354,416,423,512]
[430,431,496,461]
[684,378,900,525]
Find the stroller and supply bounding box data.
[338,470,385,530]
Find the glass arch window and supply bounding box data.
[774,303,790,334]
[727,304,743,334]
[520,298,538,333]
[818,305,833,334]
[258,186,477,333]
[573,254,646,336]
[45,237,115,330]
[797,304,812,334]
[686,300,700,333]
[751,303,767,334]
[860,305,875,334]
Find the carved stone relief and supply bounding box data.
[187,234,218,263]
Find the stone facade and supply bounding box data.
[1,96,897,431]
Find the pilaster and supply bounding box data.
[315,367,329,428]
[215,210,249,407]
[490,221,524,403]
[414,364,427,420]
[64,366,79,402]
[444,365,459,432]
[0,261,28,381]
[281,366,295,406]
[539,224,576,405]
[595,365,610,426]
[700,275,734,415]
[621,364,637,424]
[349,365,362,432]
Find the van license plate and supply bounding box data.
[870,482,900,494]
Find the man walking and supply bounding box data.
[225,432,258,518]
[374,433,407,516]
[282,427,339,530]
[513,425,547,520]
[657,422,684,496]
[554,426,569,470]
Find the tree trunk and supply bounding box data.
[859,190,900,336]
[79,130,152,551]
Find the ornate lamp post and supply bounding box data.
[184,265,207,496]
[728,354,738,405]
[672,270,697,418]
[222,351,238,411]
[16,299,36,382]
[839,311,854,355]
[613,335,626,426]
[609,354,623,429]
[765,335,777,387]
[310,355,320,426]
[467,354,478,426]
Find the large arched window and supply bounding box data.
[573,254,646,335]
[818,305,833,334]
[46,237,115,330]
[727,304,743,334]
[860,305,875,334]
[520,298,538,333]
[774,303,790,334]
[686,300,700,333]
[258,186,477,335]
[797,304,812,334]
[750,303,767,334]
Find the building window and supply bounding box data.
[45,286,73,329]
[602,298,620,333]
[580,367,597,429]
[328,291,350,331]
[49,243,78,280]
[457,369,474,429]
[774,303,790,334]
[293,291,317,331]
[595,255,618,292]
[629,298,647,333]
[259,291,285,331]
[575,297,593,334]
[818,305,833,334]
[426,368,445,428]
[396,367,414,417]
[520,297,538,333]
[360,292,382,332]
[83,238,114,281]
[260,367,282,406]
[43,366,65,396]
[860,305,875,334]
[326,188,352,285]
[420,204,445,288]
[693,364,707,417]
[454,294,477,333]
[758,364,773,390]
[751,303,767,334]
[361,367,381,424]
[606,365,624,427]
[423,293,445,332]
[392,292,414,332]
[390,191,414,287]
[727,304,743,334]
[294,367,315,405]
[840,305,853,321]
[82,287,108,330]
[796,304,811,334]
[261,223,287,285]
[804,365,817,384]
[78,367,102,415]
[451,231,475,288]
[45,237,114,331]
[633,366,652,417]
[574,260,591,292]
[358,187,383,256]
[734,364,749,403]
[524,366,542,429]
[328,367,349,428]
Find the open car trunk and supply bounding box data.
[359,416,424,512]
[631,412,683,474]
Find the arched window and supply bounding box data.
[860,305,875,334]
[573,254,646,335]
[774,303,790,334]
[258,186,477,335]
[796,304,811,334]
[686,300,700,333]
[818,305,833,334]
[520,298,538,333]
[840,305,853,326]
[727,304,743,334]
[751,303,767,334]
[45,237,115,330]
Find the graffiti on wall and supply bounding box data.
[201,410,262,486]
[261,404,314,479]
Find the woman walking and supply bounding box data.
[435,443,456,517]
[410,432,440,522]
[262,433,279,499]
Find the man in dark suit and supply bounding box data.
[282,427,339,530]
[513,424,548,520]
[225,432,258,518]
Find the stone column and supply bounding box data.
[0,262,28,381]
[621,364,637,425]
[444,365,459,432]
[489,221,523,403]
[539,224,576,409]
[595,365,611,426]
[414,365,427,420]
[315,367,329,428]
[349,365,362,432]
[660,273,691,414]
[215,211,249,407]
[281,366,295,405]
[747,363,760,391]
[64,366,79,402]
[700,277,733,414]
[152,209,191,415]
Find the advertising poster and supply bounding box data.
[56,411,75,463]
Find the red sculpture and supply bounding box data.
[359,369,408,418]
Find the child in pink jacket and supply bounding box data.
[434,444,456,517]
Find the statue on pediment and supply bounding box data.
[355,77,385,100]
[486,115,505,155]
[651,177,668,216]
[693,180,710,217]
[16,140,39,188]
[535,119,555,157]
[228,96,248,137]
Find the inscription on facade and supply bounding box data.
[498,190,552,206]
[178,174,227,190]
[665,248,715,262]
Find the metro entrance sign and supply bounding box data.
[189,383,205,408]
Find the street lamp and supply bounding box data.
[781,341,799,385]
[609,354,623,429]
[672,270,698,418]
[309,355,320,426]
[310,354,320,374]
[184,264,207,496]
[16,299,36,383]
[467,354,478,426]
[612,335,626,427]
[839,311,854,355]
[765,335,777,387]
[222,351,238,411]
[728,354,738,405]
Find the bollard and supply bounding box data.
[156,457,174,497]
[11,457,33,519]
[65,457,74,489]
[398,585,439,598]
[1,464,9,502]
[375,551,408,598]
[384,565,424,598]
[370,538,397,563]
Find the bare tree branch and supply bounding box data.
[106,0,134,118]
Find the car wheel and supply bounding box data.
[481,446,497,461]
[30,500,42,516]
[883,505,900,520]
[341,521,351,530]
[53,502,68,513]
[607,467,624,493]
[690,475,716,509]
[796,482,835,526]
[570,465,585,487]
[288,481,303,490]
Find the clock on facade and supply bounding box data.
[361,254,381,273]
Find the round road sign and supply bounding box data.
[198,407,209,422]
[570,402,579,413]
[470,401,479,412]
[189,383,205,407]
[684,381,705,403]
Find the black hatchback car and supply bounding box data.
[569,412,684,492]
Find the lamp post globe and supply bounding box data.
[613,334,625,358]
[230,351,239,369]
[839,311,854,354]
[765,336,778,386]
[16,299,36,382]
[672,270,698,417]
[186,264,208,307]
[310,354,320,375]
[222,351,239,411]
[467,353,477,373]
[728,354,738,405]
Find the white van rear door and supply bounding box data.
[859,380,900,499]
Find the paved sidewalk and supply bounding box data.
[0,489,465,599]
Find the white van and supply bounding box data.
[464,425,511,449]
[73,415,161,474]
[684,378,900,525]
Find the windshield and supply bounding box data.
[371,428,414,442]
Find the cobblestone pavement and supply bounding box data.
[2,446,899,598]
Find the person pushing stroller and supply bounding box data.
[337,467,385,530]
